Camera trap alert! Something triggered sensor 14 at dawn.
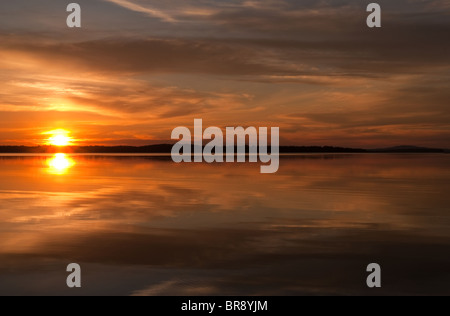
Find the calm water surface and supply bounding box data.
[0,154,449,295]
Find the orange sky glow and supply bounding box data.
[0,1,449,148]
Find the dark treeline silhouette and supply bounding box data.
[0,145,446,154]
[0,145,173,154]
[282,146,366,153]
[368,146,446,153]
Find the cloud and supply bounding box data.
[2,16,449,79]
[0,1,449,147]
[103,0,176,22]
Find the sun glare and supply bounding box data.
[47,153,75,175]
[44,129,73,146]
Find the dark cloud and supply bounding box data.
[3,19,448,79]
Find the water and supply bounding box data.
[0,154,449,295]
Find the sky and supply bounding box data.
[0,0,449,148]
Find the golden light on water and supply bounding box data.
[47,153,75,175]
[43,129,73,146]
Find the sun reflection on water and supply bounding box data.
[47,153,75,175]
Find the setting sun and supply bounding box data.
[44,129,73,146]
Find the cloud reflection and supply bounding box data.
[0,155,449,295]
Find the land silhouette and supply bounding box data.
[0,145,447,154]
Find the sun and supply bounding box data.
[49,134,70,146]
[44,129,73,146]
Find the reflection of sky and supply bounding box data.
[0,154,449,295]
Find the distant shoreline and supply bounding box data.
[0,145,447,154]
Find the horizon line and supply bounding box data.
[0,144,447,154]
